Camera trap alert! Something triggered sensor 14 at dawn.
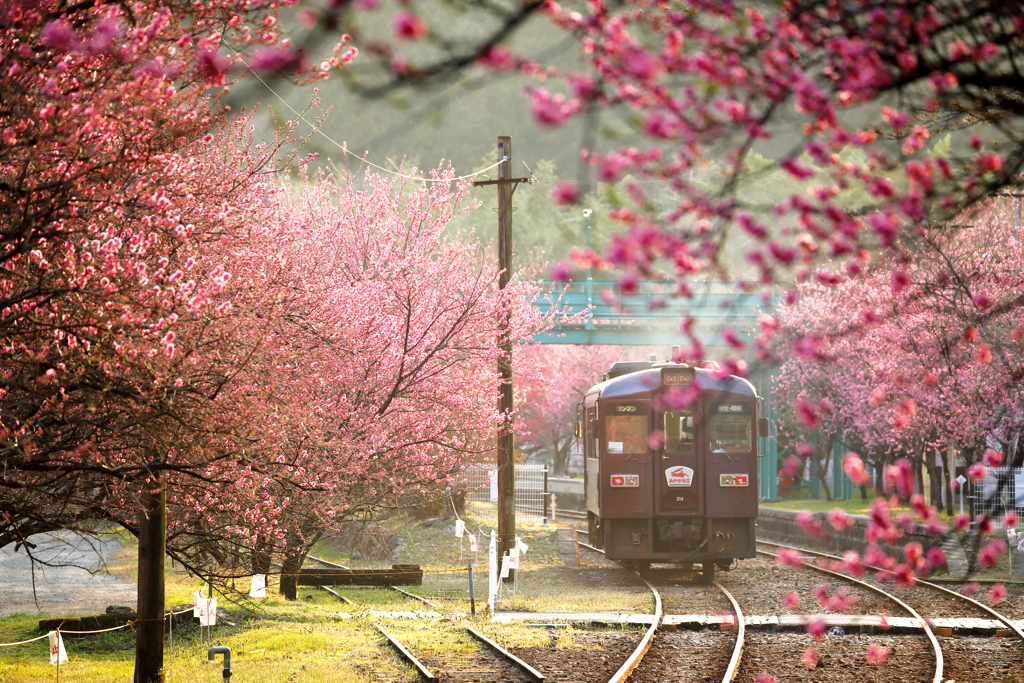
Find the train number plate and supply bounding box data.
[610,474,640,487]
[720,474,749,487]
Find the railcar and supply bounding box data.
[579,358,764,579]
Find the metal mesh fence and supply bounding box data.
[462,464,549,520]
[968,466,1024,520]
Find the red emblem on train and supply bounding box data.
[665,466,693,487]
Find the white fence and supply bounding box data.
[463,464,549,521]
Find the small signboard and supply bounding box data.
[665,466,693,487]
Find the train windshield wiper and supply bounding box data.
[711,443,733,461]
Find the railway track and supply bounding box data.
[307,554,439,609]
[306,536,1024,682]
[373,568,747,683]
[755,540,1024,683]
[375,622,546,682]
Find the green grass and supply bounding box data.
[0,504,643,682]
[760,495,900,516]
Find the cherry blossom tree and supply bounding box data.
[774,194,1024,583]
[153,160,562,598]
[0,0,328,552]
[516,344,628,475]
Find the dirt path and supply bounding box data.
[0,531,137,617]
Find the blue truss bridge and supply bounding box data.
[531,280,777,346]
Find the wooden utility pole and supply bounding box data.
[134,475,166,683]
[474,136,530,579]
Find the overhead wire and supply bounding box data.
[218,42,505,182]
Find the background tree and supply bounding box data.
[515,345,628,475]
[775,193,1024,525]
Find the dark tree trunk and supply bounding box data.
[873,455,886,496]
[252,535,273,576]
[279,528,312,601]
[816,436,832,501]
[928,451,943,508]
[279,552,301,601]
[451,490,466,517]
[134,479,166,683]
[551,438,571,477]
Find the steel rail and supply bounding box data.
[712,580,746,683]
[389,585,440,610]
[757,543,943,683]
[306,554,349,569]
[307,554,355,603]
[569,534,743,683]
[466,626,546,681]
[320,585,355,605]
[374,623,438,682]
[306,554,438,609]
[607,574,662,683]
[758,540,1024,642]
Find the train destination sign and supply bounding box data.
[714,403,750,414]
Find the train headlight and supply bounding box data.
[610,474,639,487]
[720,474,749,487]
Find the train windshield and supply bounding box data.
[605,415,648,454]
[709,403,752,452]
[663,410,694,453]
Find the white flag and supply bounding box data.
[192,591,203,617]
[249,574,267,598]
[197,597,217,626]
[454,520,465,538]
[500,553,511,578]
[468,533,477,552]
[516,537,529,554]
[48,631,68,665]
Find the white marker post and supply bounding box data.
[956,474,967,515]
[487,530,497,615]
[1007,528,1017,576]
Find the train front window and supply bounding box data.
[663,410,694,453]
[709,403,752,452]
[605,415,648,454]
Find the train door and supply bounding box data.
[704,396,758,517]
[655,408,702,515]
[584,404,600,516]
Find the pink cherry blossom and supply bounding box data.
[392,11,428,40]
[865,644,890,665]
[777,548,805,568]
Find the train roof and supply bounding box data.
[585,364,757,401]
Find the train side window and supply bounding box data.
[605,415,648,454]
[588,420,599,459]
[663,410,694,453]
[709,403,752,452]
